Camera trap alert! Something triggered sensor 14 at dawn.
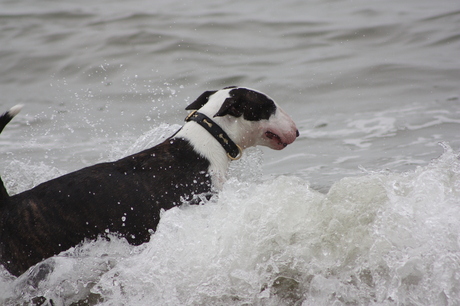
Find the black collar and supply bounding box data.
[185,110,242,160]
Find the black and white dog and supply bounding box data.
[0,86,298,277]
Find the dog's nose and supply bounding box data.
[296,129,300,137]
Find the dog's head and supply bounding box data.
[186,86,299,150]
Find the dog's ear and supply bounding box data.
[213,97,243,117]
[185,90,217,110]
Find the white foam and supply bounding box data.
[2,144,460,305]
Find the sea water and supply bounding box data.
[1,139,459,305]
[1,0,460,304]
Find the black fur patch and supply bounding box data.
[0,138,211,276]
[214,88,276,121]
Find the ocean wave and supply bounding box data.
[1,144,459,305]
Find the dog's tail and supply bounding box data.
[0,104,23,134]
[1,105,23,207]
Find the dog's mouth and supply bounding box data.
[264,129,299,149]
[265,131,288,148]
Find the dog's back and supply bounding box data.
[1,137,211,276]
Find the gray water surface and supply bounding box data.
[1,0,460,304]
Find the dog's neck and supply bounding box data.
[173,89,251,188]
[185,110,242,160]
[173,119,232,188]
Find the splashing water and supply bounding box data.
[1,138,459,305]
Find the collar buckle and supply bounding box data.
[185,109,197,122]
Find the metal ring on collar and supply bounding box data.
[227,144,243,160]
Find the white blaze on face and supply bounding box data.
[208,90,298,151]
[259,105,298,150]
[221,104,298,151]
